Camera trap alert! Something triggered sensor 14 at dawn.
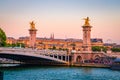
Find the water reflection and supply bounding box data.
[0,71,3,80]
[83,67,92,73]
[0,64,20,67]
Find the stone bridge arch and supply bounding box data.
[93,54,101,60]
[0,52,68,65]
[76,55,82,63]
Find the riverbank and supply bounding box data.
[0,63,110,68]
[72,63,110,68]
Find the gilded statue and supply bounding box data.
[83,17,90,26]
[30,21,35,29]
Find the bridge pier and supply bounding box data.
[65,55,67,61]
[67,55,69,62]
[57,54,59,59]
[61,55,63,61]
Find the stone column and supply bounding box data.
[67,55,69,62]
[61,55,63,60]
[29,21,37,49]
[82,17,92,52]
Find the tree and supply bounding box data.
[16,43,25,48]
[101,46,107,52]
[70,43,76,47]
[70,43,76,50]
[6,43,25,48]
[0,28,7,47]
[92,46,101,51]
[6,43,11,47]
[111,48,120,52]
[92,46,107,52]
[59,48,62,50]
[52,46,56,50]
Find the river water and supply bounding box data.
[0,66,120,80]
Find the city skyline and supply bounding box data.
[0,0,120,44]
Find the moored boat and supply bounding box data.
[111,58,120,70]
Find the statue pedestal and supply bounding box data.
[29,29,37,49]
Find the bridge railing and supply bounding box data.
[0,48,67,54]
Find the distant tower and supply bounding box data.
[52,33,54,39]
[82,17,92,52]
[50,33,54,40]
[29,21,37,48]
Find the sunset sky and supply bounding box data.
[0,0,120,44]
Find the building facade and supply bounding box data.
[6,37,103,51]
[6,19,103,52]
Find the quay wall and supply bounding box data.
[72,63,110,68]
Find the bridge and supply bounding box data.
[0,48,70,65]
[0,47,119,67]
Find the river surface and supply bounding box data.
[0,66,120,80]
